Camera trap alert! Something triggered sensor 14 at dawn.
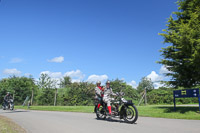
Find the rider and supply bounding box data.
[3,92,13,108]
[95,81,104,110]
[103,80,116,117]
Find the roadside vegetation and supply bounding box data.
[0,76,199,106]
[0,115,26,133]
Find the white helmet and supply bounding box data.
[96,81,101,84]
[106,80,110,84]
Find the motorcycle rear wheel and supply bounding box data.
[96,106,106,120]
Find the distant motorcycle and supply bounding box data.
[2,99,14,110]
[95,92,138,124]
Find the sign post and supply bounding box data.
[199,95,200,112]
[173,88,200,111]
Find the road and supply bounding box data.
[0,109,200,133]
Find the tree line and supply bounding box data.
[0,75,199,106]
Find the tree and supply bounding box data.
[137,77,154,93]
[110,79,126,92]
[0,76,36,105]
[37,74,55,105]
[110,79,139,103]
[158,0,200,88]
[60,76,72,88]
[38,73,54,89]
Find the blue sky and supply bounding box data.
[0,0,178,88]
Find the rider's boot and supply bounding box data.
[107,106,112,121]
[108,106,112,114]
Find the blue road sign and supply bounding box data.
[173,89,199,98]
[173,89,200,111]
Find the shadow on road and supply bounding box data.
[95,118,137,125]
[0,109,30,113]
[155,106,199,114]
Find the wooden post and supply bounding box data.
[173,92,176,111]
[13,90,15,100]
[138,90,145,106]
[54,88,57,106]
[31,88,34,105]
[144,88,147,106]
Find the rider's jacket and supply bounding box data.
[103,87,116,99]
[95,86,103,99]
[4,95,13,101]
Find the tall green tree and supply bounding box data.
[37,73,55,105]
[159,0,200,88]
[38,73,54,89]
[60,76,72,88]
[137,77,154,93]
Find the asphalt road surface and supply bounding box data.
[0,109,200,133]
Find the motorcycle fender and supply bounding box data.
[124,102,133,106]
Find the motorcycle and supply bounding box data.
[95,92,138,124]
[2,99,14,110]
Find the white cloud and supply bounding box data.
[147,71,163,82]
[128,80,137,88]
[24,73,31,77]
[10,58,23,63]
[39,70,85,84]
[64,70,85,80]
[87,74,108,83]
[160,65,171,74]
[3,68,21,75]
[153,82,164,89]
[40,71,63,78]
[121,78,125,81]
[146,71,165,89]
[48,56,64,63]
[71,79,81,83]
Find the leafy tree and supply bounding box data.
[147,89,173,104]
[110,79,139,103]
[110,79,126,92]
[37,74,55,105]
[60,76,72,88]
[123,85,139,103]
[38,73,54,89]
[137,77,154,93]
[158,0,200,88]
[0,76,36,105]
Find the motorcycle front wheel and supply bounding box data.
[10,104,14,110]
[123,105,138,124]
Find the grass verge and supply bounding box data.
[16,106,94,113]
[137,105,200,120]
[0,115,26,133]
[15,105,200,120]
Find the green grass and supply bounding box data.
[0,115,26,133]
[16,106,94,113]
[137,105,200,120]
[15,105,200,120]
